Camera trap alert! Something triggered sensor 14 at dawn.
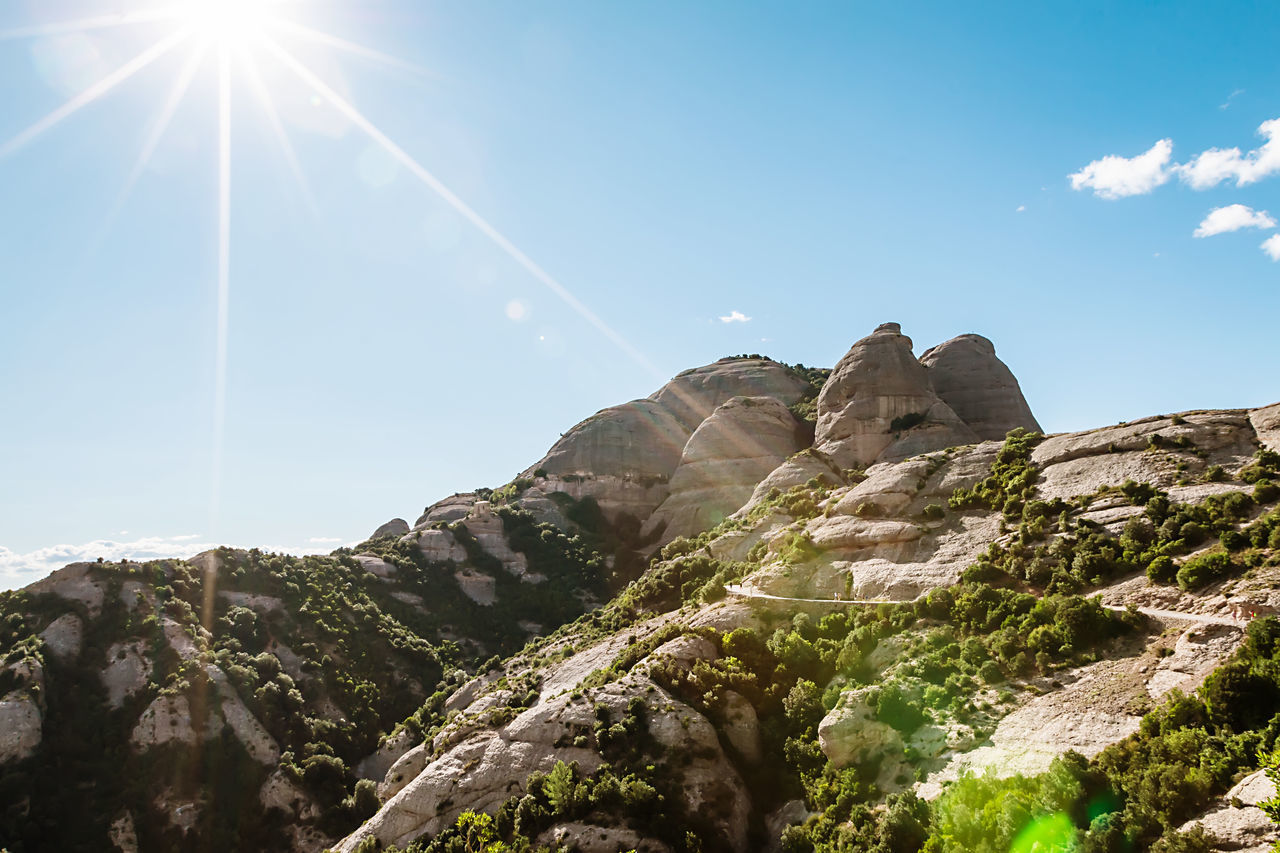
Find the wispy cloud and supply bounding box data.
[1069,138,1173,199]
[1016,204,1026,212]
[718,310,751,324]
[1176,118,1280,189]
[0,535,342,591]
[1219,88,1245,110]
[1193,204,1276,238]
[1263,234,1280,262]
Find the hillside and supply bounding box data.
[3,322,1280,853]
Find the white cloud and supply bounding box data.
[1219,88,1245,110]
[1193,204,1277,238]
[1069,138,1173,198]
[1176,118,1280,189]
[0,535,341,591]
[718,310,751,324]
[1016,205,1026,212]
[1263,234,1280,261]
[309,536,343,543]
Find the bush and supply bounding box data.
[1176,551,1233,591]
[921,504,945,521]
[1146,555,1176,584]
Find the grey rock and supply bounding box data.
[370,518,410,540]
[919,334,1041,441]
[644,396,809,544]
[815,323,975,469]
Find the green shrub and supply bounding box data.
[1146,555,1176,584]
[1176,551,1233,590]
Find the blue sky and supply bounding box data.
[1,0,1277,588]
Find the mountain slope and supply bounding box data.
[3,325,1279,853]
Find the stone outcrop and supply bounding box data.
[818,688,904,769]
[1181,770,1278,852]
[411,529,467,564]
[522,358,811,524]
[919,334,1040,441]
[535,400,689,482]
[649,358,811,432]
[39,613,83,662]
[414,494,478,527]
[0,690,42,764]
[337,625,752,853]
[815,323,976,470]
[643,396,809,544]
[102,641,148,708]
[370,518,410,540]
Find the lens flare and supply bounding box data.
[0,0,658,535]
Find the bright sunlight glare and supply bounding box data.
[0,0,654,535]
[175,0,277,44]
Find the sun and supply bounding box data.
[175,0,278,44]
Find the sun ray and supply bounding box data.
[261,37,662,379]
[269,20,438,79]
[93,44,208,247]
[0,9,176,42]
[0,28,190,160]
[239,46,318,218]
[212,42,232,531]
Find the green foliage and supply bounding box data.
[948,428,1045,520]
[1175,551,1234,591]
[787,364,833,425]
[927,758,1085,853]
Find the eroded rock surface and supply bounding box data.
[644,396,809,544]
[815,323,975,469]
[920,333,1041,441]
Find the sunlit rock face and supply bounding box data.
[919,333,1041,441]
[523,358,812,523]
[814,323,975,470]
[649,358,811,432]
[642,396,810,545]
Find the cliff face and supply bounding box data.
[5,324,1279,853]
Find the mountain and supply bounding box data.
[2,323,1279,853]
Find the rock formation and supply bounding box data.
[814,323,976,470]
[642,396,810,544]
[919,333,1041,440]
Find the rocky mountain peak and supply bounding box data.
[920,333,1041,441]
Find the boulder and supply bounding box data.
[1179,770,1278,852]
[919,334,1041,441]
[102,641,148,708]
[24,562,104,615]
[643,396,810,544]
[370,518,410,540]
[460,502,529,576]
[818,688,903,768]
[414,494,478,527]
[815,323,975,469]
[413,529,467,564]
[354,555,397,579]
[0,690,42,764]
[454,570,496,606]
[39,613,83,662]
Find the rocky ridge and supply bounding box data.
[3,322,1279,853]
